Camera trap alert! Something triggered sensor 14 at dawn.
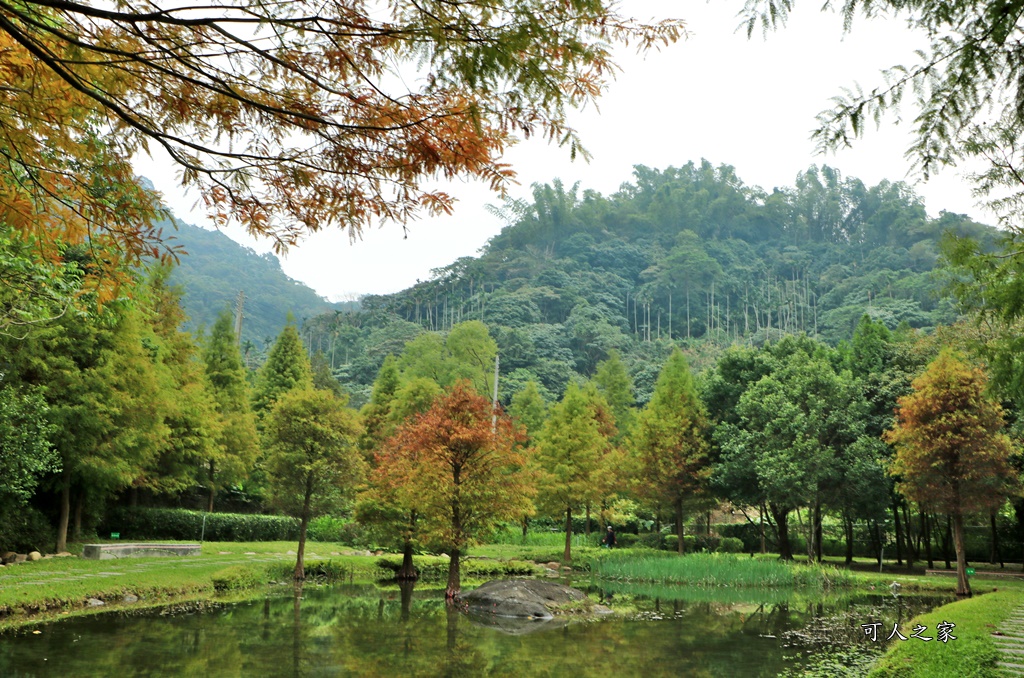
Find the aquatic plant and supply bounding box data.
[590,552,852,590]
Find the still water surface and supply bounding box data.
[0,581,951,677]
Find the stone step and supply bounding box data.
[993,636,1024,644]
[998,662,1024,673]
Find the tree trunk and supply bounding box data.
[952,511,971,597]
[56,469,71,552]
[585,503,591,539]
[398,510,418,580]
[944,515,953,570]
[207,459,216,513]
[813,502,823,563]
[770,503,793,560]
[292,583,302,678]
[902,502,917,566]
[843,514,854,566]
[73,490,84,542]
[991,511,1003,567]
[891,499,904,566]
[759,503,766,554]
[398,538,418,581]
[399,579,415,623]
[1014,500,1024,571]
[676,498,684,555]
[923,511,934,569]
[869,520,881,566]
[294,474,313,581]
[446,460,463,602]
[564,507,573,563]
[521,515,529,539]
[445,547,461,602]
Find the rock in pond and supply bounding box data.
[461,579,587,619]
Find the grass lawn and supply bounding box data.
[868,589,1024,677]
[0,541,383,631]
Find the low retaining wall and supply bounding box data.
[81,543,201,560]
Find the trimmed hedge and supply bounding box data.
[101,507,299,542]
[0,504,55,552]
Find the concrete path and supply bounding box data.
[992,607,1024,675]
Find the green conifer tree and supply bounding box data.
[594,350,635,438]
[509,381,548,446]
[203,310,259,511]
[253,321,313,415]
[358,355,401,458]
[311,350,344,398]
[633,348,710,554]
[535,382,608,562]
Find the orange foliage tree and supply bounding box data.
[372,381,532,600]
[0,1,684,286]
[885,351,1018,596]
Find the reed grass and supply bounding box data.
[590,552,853,590]
[487,527,601,548]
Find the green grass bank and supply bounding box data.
[868,589,1024,677]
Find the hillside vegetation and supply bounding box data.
[164,217,350,351]
[302,161,997,407]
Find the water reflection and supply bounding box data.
[0,581,952,678]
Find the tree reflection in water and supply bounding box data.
[0,583,952,677]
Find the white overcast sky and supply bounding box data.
[133,1,987,302]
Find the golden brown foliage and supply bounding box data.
[0,0,684,285]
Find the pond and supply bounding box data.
[0,580,952,677]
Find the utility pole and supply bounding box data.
[233,290,245,348]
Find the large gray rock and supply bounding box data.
[462,579,587,619]
[27,551,42,561]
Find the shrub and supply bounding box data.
[717,537,745,553]
[0,504,55,553]
[101,507,299,542]
[211,565,267,592]
[375,555,537,579]
[637,532,664,549]
[307,515,347,542]
[616,533,639,548]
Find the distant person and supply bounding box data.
[602,525,616,548]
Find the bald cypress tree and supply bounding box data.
[633,348,710,554]
[203,310,259,511]
[253,322,313,416]
[886,351,1017,596]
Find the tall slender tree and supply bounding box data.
[374,382,531,600]
[253,321,313,416]
[203,310,259,511]
[885,351,1017,596]
[265,388,365,580]
[593,350,635,440]
[535,382,609,562]
[632,348,710,554]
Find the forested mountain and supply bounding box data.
[163,217,352,349]
[302,161,999,408]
